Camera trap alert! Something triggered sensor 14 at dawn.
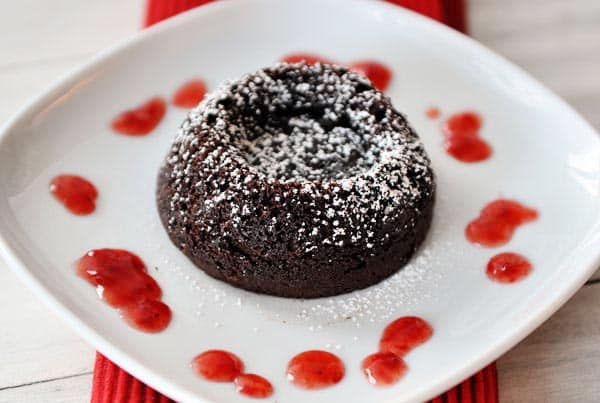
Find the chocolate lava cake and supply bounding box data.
[157,63,435,298]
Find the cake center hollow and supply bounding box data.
[237,110,384,182]
[225,65,390,183]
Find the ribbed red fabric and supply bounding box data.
[428,363,498,403]
[92,353,174,403]
[91,1,497,402]
[144,0,467,32]
[144,0,216,26]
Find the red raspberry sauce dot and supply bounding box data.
[76,249,171,333]
[361,352,407,386]
[121,300,172,333]
[349,61,392,91]
[487,252,532,283]
[379,316,433,357]
[442,111,492,162]
[444,134,492,162]
[110,97,166,136]
[286,350,345,389]
[50,175,98,215]
[172,79,207,108]
[426,107,441,119]
[466,199,539,247]
[191,350,244,382]
[234,374,274,398]
[443,111,482,136]
[280,53,334,65]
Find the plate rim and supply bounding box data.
[1,0,599,402]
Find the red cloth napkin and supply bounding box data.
[92,1,498,402]
[144,0,467,32]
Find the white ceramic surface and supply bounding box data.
[1,0,599,402]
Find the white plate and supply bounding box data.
[1,0,600,402]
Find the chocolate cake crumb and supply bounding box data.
[157,63,435,298]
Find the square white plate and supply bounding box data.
[1,0,599,402]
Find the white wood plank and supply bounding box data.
[0,372,92,403]
[0,267,94,389]
[470,0,600,130]
[498,283,600,402]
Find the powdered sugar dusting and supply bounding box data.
[289,246,441,326]
[161,238,444,328]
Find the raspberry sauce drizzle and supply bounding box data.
[76,249,171,333]
[286,350,345,389]
[50,175,98,215]
[234,374,274,398]
[280,54,393,91]
[192,350,244,382]
[466,199,539,247]
[280,53,334,65]
[442,111,492,162]
[362,316,433,386]
[487,252,532,283]
[111,97,166,136]
[361,352,407,386]
[191,350,273,398]
[172,79,207,108]
[426,107,440,119]
[349,61,392,91]
[379,316,434,356]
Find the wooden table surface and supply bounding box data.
[0,1,598,402]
